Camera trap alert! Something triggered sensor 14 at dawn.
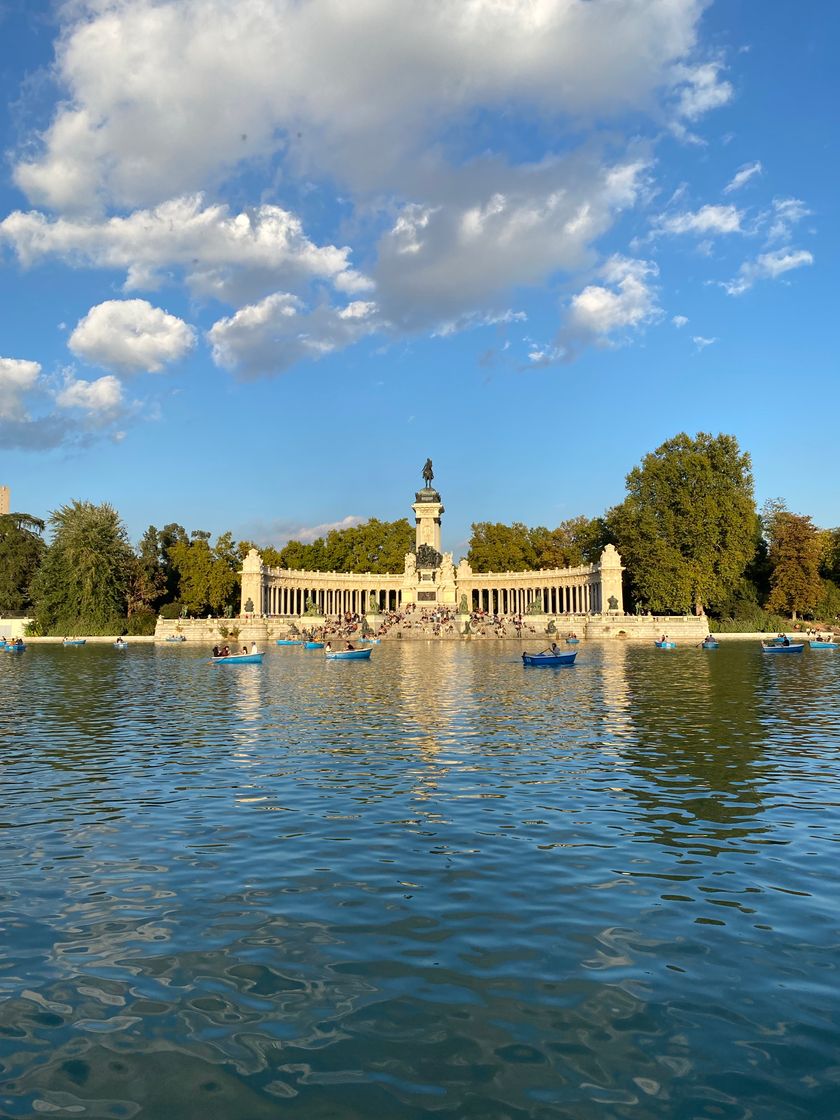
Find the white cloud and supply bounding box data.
[208,292,378,379]
[56,374,123,413]
[722,248,814,296]
[12,0,712,211]
[0,194,370,304]
[567,256,661,339]
[672,314,689,328]
[239,514,367,548]
[673,62,733,122]
[375,157,650,329]
[654,204,743,236]
[723,161,762,193]
[68,299,196,374]
[692,335,717,349]
[765,197,810,243]
[0,357,42,420]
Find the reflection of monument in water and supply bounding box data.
[241,461,624,619]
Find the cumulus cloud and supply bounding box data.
[239,514,366,548]
[12,0,713,210]
[566,256,661,340]
[654,204,743,236]
[672,314,689,327]
[56,374,123,413]
[721,248,814,296]
[0,357,41,420]
[692,335,717,349]
[724,161,762,193]
[208,292,379,379]
[1,194,370,304]
[68,299,196,374]
[375,157,649,329]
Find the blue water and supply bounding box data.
[1,641,838,1118]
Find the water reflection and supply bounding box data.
[0,641,838,1118]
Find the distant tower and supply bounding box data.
[0,485,9,516]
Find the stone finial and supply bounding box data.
[242,547,264,573]
[599,543,622,567]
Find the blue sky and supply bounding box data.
[0,0,836,557]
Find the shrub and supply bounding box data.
[159,602,182,619]
[125,611,157,636]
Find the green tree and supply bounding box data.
[766,510,823,620]
[276,518,413,573]
[468,522,537,572]
[0,513,46,612]
[31,501,133,634]
[167,531,240,616]
[607,432,756,614]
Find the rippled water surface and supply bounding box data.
[1,641,839,1118]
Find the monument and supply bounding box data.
[0,485,9,516]
[239,462,624,619]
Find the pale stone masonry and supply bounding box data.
[0,485,9,515]
[240,476,625,619]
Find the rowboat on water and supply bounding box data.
[522,650,577,667]
[325,648,372,661]
[165,635,186,643]
[5,642,26,653]
[700,639,719,649]
[808,640,838,649]
[655,641,676,649]
[211,652,264,665]
[762,642,804,654]
[63,639,86,646]
[360,637,381,644]
[276,639,301,646]
[114,639,127,650]
[304,641,325,649]
[565,637,580,645]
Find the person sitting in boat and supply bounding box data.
[660,633,668,642]
[782,635,790,646]
[325,641,332,652]
[550,642,560,654]
[345,641,355,650]
[221,645,230,657]
[242,645,248,655]
[212,645,220,658]
[251,642,257,654]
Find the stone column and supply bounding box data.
[598,544,624,613]
[240,549,264,616]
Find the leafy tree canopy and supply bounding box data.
[167,531,240,616]
[467,516,606,573]
[31,501,133,634]
[275,518,413,574]
[607,432,756,614]
[0,512,46,613]
[766,509,823,620]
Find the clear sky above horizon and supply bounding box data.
[0,0,836,557]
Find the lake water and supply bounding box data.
[1,640,838,1118]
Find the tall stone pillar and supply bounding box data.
[598,544,624,613]
[240,549,264,616]
[412,486,444,553]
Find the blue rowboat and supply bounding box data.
[276,639,301,646]
[655,641,676,649]
[762,642,804,654]
[304,641,325,649]
[809,641,838,649]
[360,637,381,644]
[211,652,264,665]
[326,648,372,660]
[114,640,127,650]
[63,639,86,646]
[565,637,580,645]
[700,640,719,649]
[165,635,186,642]
[6,642,26,653]
[522,650,577,667]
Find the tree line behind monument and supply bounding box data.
[2,432,838,636]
